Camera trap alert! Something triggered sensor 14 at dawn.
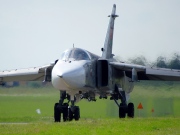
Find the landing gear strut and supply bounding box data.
[110,84,134,118]
[54,91,80,122]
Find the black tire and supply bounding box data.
[54,103,61,122]
[68,108,73,121]
[74,107,80,121]
[119,103,126,118]
[63,103,68,122]
[127,103,134,118]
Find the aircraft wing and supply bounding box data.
[110,62,180,81]
[0,64,54,85]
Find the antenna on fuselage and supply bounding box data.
[73,44,74,48]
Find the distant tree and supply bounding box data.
[27,82,42,88]
[156,56,167,68]
[168,53,180,69]
[114,56,124,62]
[13,81,20,87]
[117,52,180,69]
[128,55,147,66]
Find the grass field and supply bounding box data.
[0,118,180,135]
[0,81,180,134]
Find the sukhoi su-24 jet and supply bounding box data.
[0,4,180,122]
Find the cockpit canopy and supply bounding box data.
[60,48,99,61]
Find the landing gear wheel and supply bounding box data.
[74,107,80,121]
[119,103,126,118]
[54,91,81,122]
[62,103,69,122]
[67,106,80,121]
[68,108,73,121]
[54,103,61,122]
[127,103,134,118]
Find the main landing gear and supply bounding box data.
[54,91,80,122]
[110,84,134,118]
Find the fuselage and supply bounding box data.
[51,48,134,97]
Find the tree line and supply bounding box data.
[126,53,180,69]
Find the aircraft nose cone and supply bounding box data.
[58,66,85,89]
[52,61,86,90]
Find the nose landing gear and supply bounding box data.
[54,91,80,122]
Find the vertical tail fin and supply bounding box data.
[101,4,118,59]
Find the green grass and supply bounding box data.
[0,82,180,134]
[0,118,180,135]
[0,82,180,120]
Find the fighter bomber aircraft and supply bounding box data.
[0,4,180,122]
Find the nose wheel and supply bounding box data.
[54,91,80,122]
[68,106,80,121]
[54,103,69,122]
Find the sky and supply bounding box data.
[0,0,180,70]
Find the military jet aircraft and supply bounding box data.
[0,4,180,122]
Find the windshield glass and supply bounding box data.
[69,48,90,60]
[60,50,71,60]
[60,48,90,61]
